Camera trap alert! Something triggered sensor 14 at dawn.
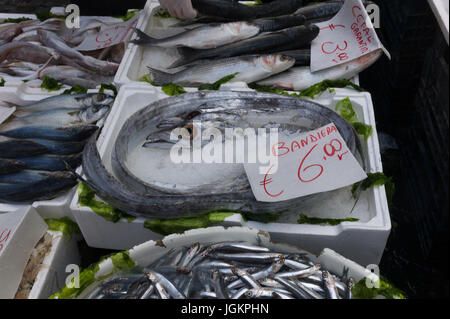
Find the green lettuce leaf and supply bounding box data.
[352,276,406,299]
[335,97,373,140]
[35,12,66,22]
[61,85,88,95]
[40,76,63,91]
[45,217,80,238]
[144,212,235,236]
[198,73,239,91]
[299,79,365,99]
[154,9,173,18]
[49,263,100,299]
[251,80,365,99]
[162,83,187,96]
[297,214,359,226]
[139,74,156,86]
[77,183,136,223]
[49,250,136,299]
[113,9,140,21]
[99,83,117,96]
[352,172,395,203]
[0,77,5,87]
[110,251,135,271]
[1,17,32,24]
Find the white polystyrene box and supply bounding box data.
[27,230,80,299]
[428,0,449,44]
[70,83,390,266]
[113,0,360,88]
[0,206,48,298]
[73,226,379,298]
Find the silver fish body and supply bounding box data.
[132,22,260,49]
[258,49,383,90]
[17,93,114,112]
[84,241,354,300]
[149,54,295,86]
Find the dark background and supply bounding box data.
[1,0,448,299]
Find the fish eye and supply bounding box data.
[91,105,102,113]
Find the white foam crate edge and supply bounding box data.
[69,83,390,265]
[428,0,449,44]
[113,0,160,87]
[0,86,104,218]
[77,227,377,298]
[27,230,80,299]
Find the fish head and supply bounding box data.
[257,54,296,73]
[89,93,115,106]
[225,22,260,37]
[80,105,110,123]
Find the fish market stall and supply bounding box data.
[2,0,438,301]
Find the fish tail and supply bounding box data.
[147,67,173,86]
[168,47,198,69]
[130,28,157,46]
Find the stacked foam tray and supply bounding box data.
[69,83,391,267]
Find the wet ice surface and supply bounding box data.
[275,186,372,223]
[126,145,245,193]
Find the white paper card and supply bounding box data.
[310,0,390,72]
[73,13,140,51]
[244,123,367,202]
[0,207,48,299]
[0,105,15,125]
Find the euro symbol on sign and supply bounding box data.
[260,164,284,198]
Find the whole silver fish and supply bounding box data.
[169,24,319,68]
[0,170,77,203]
[84,241,354,300]
[258,49,383,90]
[37,29,119,76]
[17,93,114,112]
[132,23,260,49]
[132,14,306,49]
[82,91,365,219]
[9,105,109,127]
[149,54,295,86]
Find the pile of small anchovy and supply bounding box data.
[87,241,355,299]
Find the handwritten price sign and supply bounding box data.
[0,228,12,253]
[310,0,390,72]
[244,123,367,202]
[73,13,140,51]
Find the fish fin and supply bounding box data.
[147,67,173,86]
[130,28,157,45]
[62,158,84,181]
[349,181,363,215]
[167,47,199,69]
